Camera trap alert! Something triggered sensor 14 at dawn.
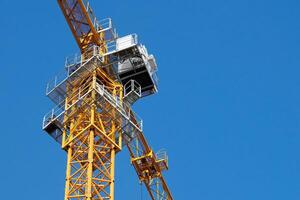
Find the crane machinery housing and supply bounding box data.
[42,0,173,200]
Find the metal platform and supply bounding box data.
[43,26,158,145]
[46,32,158,106]
[155,149,169,171]
[46,46,103,104]
[43,78,143,146]
[42,97,65,144]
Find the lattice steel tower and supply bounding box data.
[42,0,173,200]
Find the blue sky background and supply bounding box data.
[0,0,300,199]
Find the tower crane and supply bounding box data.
[42,0,173,200]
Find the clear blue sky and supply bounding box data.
[0,0,299,199]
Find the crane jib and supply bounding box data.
[57,0,104,52]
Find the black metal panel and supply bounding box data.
[119,67,155,96]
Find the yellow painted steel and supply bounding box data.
[127,131,173,200]
[57,0,106,53]
[53,0,174,200]
[62,69,122,200]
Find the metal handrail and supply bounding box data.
[156,149,168,167]
[96,18,111,31]
[44,80,143,132]
[43,84,91,129]
[65,45,100,68]
[46,46,101,96]
[104,34,138,56]
[95,82,143,130]
[124,80,141,97]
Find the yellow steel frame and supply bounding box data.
[127,131,173,200]
[54,0,173,200]
[57,0,106,53]
[63,68,123,200]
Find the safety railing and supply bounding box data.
[97,18,117,42]
[95,82,143,131]
[81,0,117,41]
[124,80,141,98]
[141,51,159,89]
[46,45,101,97]
[156,149,169,169]
[105,40,117,53]
[46,69,68,97]
[104,34,138,56]
[43,83,92,130]
[97,18,111,31]
[44,79,143,132]
[96,18,115,34]
[152,71,159,88]
[65,45,101,68]
[42,103,65,130]
[65,53,81,68]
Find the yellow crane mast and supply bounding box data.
[42,0,173,200]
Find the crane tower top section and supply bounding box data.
[41,1,173,200]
